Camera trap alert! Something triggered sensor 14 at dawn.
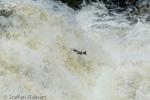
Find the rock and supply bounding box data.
[56,0,97,9]
[56,0,138,12]
[56,0,82,9]
[102,0,137,11]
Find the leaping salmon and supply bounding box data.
[71,49,87,55]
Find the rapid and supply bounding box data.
[0,0,150,100]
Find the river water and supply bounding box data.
[0,0,150,100]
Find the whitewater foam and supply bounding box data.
[0,0,150,100]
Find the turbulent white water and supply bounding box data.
[0,0,150,100]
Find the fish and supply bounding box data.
[71,49,87,55]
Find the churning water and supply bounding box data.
[0,0,150,100]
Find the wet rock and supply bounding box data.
[55,0,81,9]
[56,0,97,9]
[102,0,137,8]
[56,0,138,11]
[102,0,137,12]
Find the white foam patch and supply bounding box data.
[0,0,150,100]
